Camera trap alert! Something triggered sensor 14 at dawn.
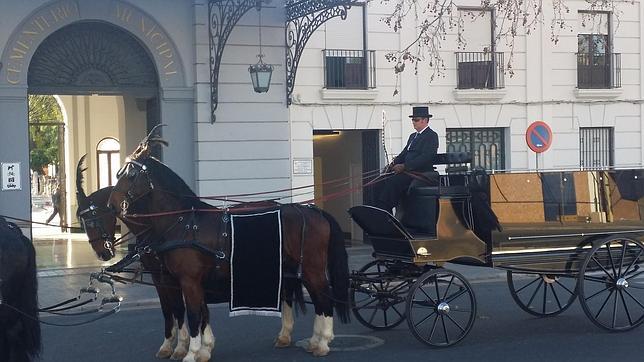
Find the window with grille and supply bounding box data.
[446,128,505,170]
[580,127,613,169]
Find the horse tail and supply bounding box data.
[319,210,351,323]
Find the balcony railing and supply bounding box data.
[323,49,376,89]
[577,53,621,89]
[456,52,504,90]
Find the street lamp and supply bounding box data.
[249,2,273,93]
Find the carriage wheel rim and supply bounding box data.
[507,271,577,317]
[406,269,476,348]
[578,237,644,331]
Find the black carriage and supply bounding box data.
[349,152,644,347]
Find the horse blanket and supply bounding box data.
[230,209,282,317]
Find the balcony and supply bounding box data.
[576,53,621,89]
[323,49,376,90]
[455,52,504,90]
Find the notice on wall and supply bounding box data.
[2,162,21,191]
[293,159,313,175]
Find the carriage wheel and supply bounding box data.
[351,260,413,330]
[507,271,577,317]
[578,236,644,331]
[406,269,476,347]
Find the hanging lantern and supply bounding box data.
[249,2,273,93]
[249,54,273,93]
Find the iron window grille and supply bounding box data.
[455,52,504,89]
[580,127,614,169]
[446,128,505,170]
[323,49,376,89]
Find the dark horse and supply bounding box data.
[75,155,190,359]
[0,217,41,362]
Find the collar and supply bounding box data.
[416,125,430,135]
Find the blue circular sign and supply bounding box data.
[526,121,553,153]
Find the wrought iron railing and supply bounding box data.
[455,51,504,90]
[323,49,376,89]
[576,53,621,89]
[580,127,614,169]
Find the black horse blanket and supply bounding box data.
[230,209,282,317]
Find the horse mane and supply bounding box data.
[140,155,211,209]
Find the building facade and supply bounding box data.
[0,0,642,238]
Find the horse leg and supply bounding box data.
[179,280,205,362]
[151,271,179,359]
[305,281,335,357]
[171,321,190,360]
[275,301,295,348]
[198,305,215,362]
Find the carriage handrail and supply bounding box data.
[487,163,644,174]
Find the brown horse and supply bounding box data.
[75,155,190,359]
[105,140,350,361]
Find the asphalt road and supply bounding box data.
[39,279,644,362]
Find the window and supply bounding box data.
[580,127,613,169]
[577,12,620,89]
[97,138,120,188]
[456,8,504,89]
[324,49,376,89]
[446,128,505,170]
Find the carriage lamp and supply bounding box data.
[248,2,273,93]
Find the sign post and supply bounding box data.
[525,121,553,170]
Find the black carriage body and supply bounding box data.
[350,153,644,275]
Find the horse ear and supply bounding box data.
[76,154,88,203]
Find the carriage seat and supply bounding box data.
[397,152,472,235]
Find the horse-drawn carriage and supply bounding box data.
[349,152,644,347]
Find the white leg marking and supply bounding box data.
[313,316,334,357]
[197,323,215,362]
[182,331,202,362]
[306,315,323,353]
[275,302,294,348]
[157,320,178,359]
[171,323,190,360]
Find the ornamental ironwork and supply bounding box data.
[208,0,263,123]
[28,22,158,95]
[285,0,358,104]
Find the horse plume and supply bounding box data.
[75,154,88,203]
[131,124,169,160]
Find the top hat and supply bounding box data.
[409,106,433,119]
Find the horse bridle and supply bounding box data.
[115,160,154,216]
[78,203,118,257]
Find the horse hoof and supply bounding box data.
[156,347,173,359]
[312,346,330,357]
[171,348,188,360]
[196,349,211,362]
[305,342,318,353]
[274,335,291,348]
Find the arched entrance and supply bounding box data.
[0,0,194,238]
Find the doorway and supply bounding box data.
[313,129,380,243]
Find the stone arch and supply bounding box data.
[28,21,159,95]
[0,0,186,89]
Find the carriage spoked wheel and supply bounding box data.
[578,236,644,331]
[406,268,476,347]
[351,260,414,330]
[507,271,577,317]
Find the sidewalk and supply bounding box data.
[36,242,507,311]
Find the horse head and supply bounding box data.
[75,155,118,261]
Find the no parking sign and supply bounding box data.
[526,121,553,153]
